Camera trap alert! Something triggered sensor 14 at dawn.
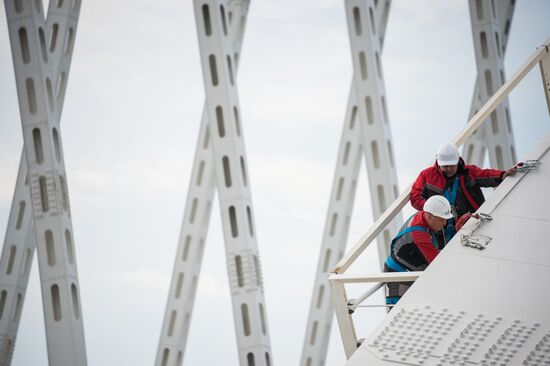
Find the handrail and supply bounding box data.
[333,39,550,274]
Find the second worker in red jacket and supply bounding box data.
[411,143,517,242]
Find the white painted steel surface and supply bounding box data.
[344,132,550,365]
[300,1,399,364]
[154,1,250,365]
[466,0,517,170]
[333,39,549,275]
[463,0,515,166]
[192,0,272,365]
[0,3,80,363]
[2,0,86,365]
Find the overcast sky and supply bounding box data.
[1,1,550,365]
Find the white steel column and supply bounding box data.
[463,0,515,166]
[193,0,272,365]
[0,3,81,363]
[154,1,250,365]
[300,1,400,365]
[466,0,517,169]
[3,1,86,365]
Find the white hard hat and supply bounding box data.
[437,143,460,166]
[424,195,453,219]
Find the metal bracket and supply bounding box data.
[516,160,541,172]
[461,234,492,250]
[477,213,493,222]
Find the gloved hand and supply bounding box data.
[455,213,480,231]
[502,164,519,178]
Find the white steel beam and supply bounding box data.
[154,1,250,365]
[3,0,87,365]
[0,3,81,363]
[300,1,399,365]
[193,1,272,365]
[466,0,517,170]
[463,0,515,166]
[540,43,550,116]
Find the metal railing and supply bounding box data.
[329,38,550,360]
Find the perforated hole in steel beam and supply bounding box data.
[21,249,32,276]
[246,206,254,236]
[203,126,210,149]
[240,157,248,187]
[58,175,68,211]
[316,285,324,309]
[64,28,74,55]
[209,55,219,86]
[14,0,23,13]
[57,72,66,99]
[38,27,48,63]
[241,303,251,336]
[485,69,494,95]
[175,272,184,299]
[495,145,504,170]
[359,51,368,80]
[233,106,241,137]
[336,177,344,201]
[6,246,16,275]
[381,95,388,123]
[39,176,49,212]
[329,213,338,236]
[480,31,488,58]
[387,140,395,167]
[495,31,501,58]
[475,0,484,20]
[65,229,74,265]
[15,200,25,230]
[216,106,225,137]
[222,156,232,187]
[259,303,267,335]
[375,51,382,79]
[265,353,271,366]
[349,106,357,129]
[71,283,80,319]
[33,128,44,163]
[167,310,176,336]
[227,55,234,85]
[18,27,30,63]
[196,160,205,186]
[377,185,386,212]
[202,4,212,36]
[52,128,61,162]
[13,293,22,321]
[160,348,169,366]
[0,291,6,319]
[365,96,374,124]
[247,352,255,366]
[353,7,362,36]
[343,141,351,166]
[235,255,244,287]
[46,78,55,111]
[323,249,331,272]
[33,0,41,13]
[189,198,198,224]
[56,0,64,8]
[49,23,59,52]
[182,235,191,261]
[369,6,376,34]
[371,140,380,169]
[220,4,228,36]
[51,284,61,321]
[26,78,37,114]
[310,321,318,345]
[45,230,56,266]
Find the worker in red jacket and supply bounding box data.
[410,143,517,242]
[384,195,453,306]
